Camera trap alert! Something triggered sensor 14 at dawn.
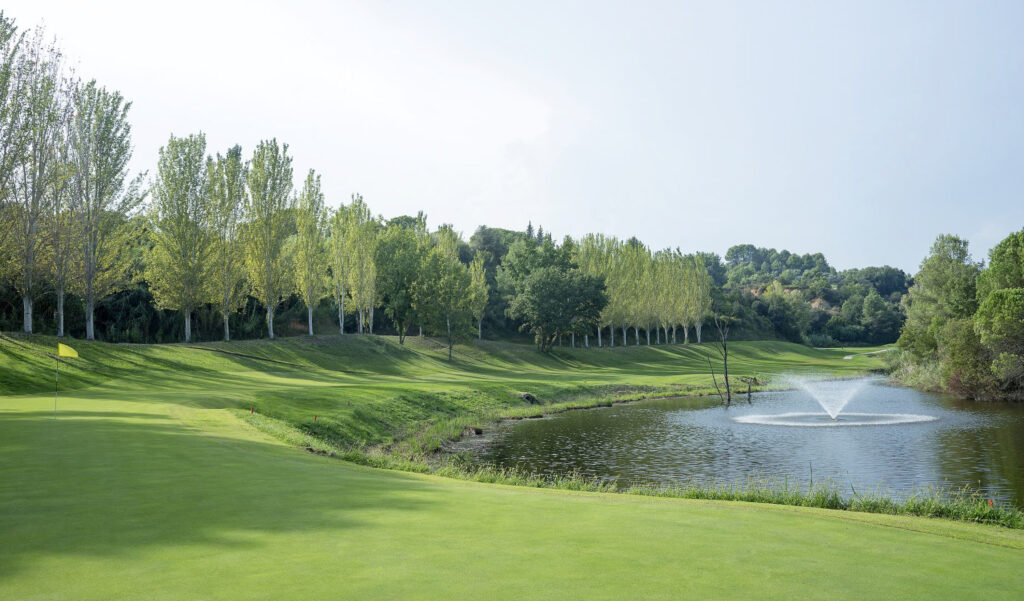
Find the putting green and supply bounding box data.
[1,335,1022,599]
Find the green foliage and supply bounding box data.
[291,169,327,334]
[206,145,247,339]
[508,266,606,352]
[146,133,211,341]
[413,227,472,359]
[375,223,420,342]
[244,139,293,339]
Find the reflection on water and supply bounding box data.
[476,378,1024,506]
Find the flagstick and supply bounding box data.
[54,354,59,419]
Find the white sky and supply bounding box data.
[8,0,1024,272]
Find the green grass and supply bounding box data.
[2,333,1023,600]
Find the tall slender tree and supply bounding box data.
[70,80,143,340]
[328,204,351,334]
[146,133,211,343]
[345,194,377,334]
[45,99,78,337]
[0,12,25,253]
[291,169,326,336]
[468,252,489,340]
[8,29,68,333]
[207,145,247,341]
[244,138,293,340]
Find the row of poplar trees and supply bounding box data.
[575,235,713,347]
[146,132,491,359]
[0,19,143,340]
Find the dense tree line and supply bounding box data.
[893,231,1024,401]
[0,15,913,353]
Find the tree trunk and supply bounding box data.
[184,310,192,343]
[646,327,651,345]
[684,325,689,344]
[696,322,702,343]
[358,309,364,334]
[672,326,677,344]
[609,325,613,347]
[56,289,64,338]
[86,297,95,341]
[584,334,589,348]
[571,332,575,348]
[224,313,231,342]
[722,344,731,404]
[267,306,275,339]
[597,327,602,347]
[22,295,32,334]
[307,306,314,336]
[419,325,423,337]
[635,327,640,346]
[622,324,627,345]
[369,306,374,334]
[478,319,482,340]
[446,316,452,360]
[339,295,346,334]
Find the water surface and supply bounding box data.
[476,378,1024,505]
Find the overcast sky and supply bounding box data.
[8,0,1024,272]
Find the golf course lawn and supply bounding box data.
[2,334,1023,600]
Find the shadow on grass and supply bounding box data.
[0,410,437,579]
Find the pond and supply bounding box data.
[473,378,1024,506]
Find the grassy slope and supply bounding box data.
[2,334,1022,600]
[0,333,888,448]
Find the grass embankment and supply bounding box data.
[3,334,1023,599]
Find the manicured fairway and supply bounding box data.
[2,335,1022,600]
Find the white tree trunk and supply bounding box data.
[478,319,482,340]
[224,314,231,342]
[22,296,32,334]
[86,297,95,341]
[56,290,64,338]
[672,326,677,344]
[622,325,627,345]
[369,306,374,334]
[308,306,314,336]
[571,332,575,348]
[267,306,275,339]
[646,327,651,345]
[358,309,364,334]
[340,296,345,334]
[184,310,192,343]
[597,327,602,347]
[635,327,640,346]
[446,316,452,360]
[584,334,589,348]
[695,321,702,343]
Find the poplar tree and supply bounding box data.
[0,13,25,253]
[70,80,143,340]
[468,252,489,339]
[690,254,713,342]
[328,204,351,334]
[146,133,211,343]
[292,169,326,336]
[207,145,247,341]
[244,139,293,340]
[8,30,69,333]
[45,106,78,337]
[344,194,377,334]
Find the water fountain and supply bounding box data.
[733,376,938,427]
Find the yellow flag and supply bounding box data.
[57,343,78,358]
